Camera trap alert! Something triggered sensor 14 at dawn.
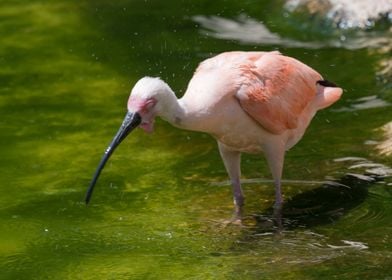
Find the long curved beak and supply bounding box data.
[85,111,142,204]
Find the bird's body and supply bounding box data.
[177,51,323,151]
[87,51,342,220]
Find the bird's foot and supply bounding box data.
[219,206,244,227]
[227,206,244,224]
[222,216,243,227]
[209,216,242,229]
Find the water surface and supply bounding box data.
[0,0,391,279]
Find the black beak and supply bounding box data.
[85,111,142,204]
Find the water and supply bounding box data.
[0,0,391,279]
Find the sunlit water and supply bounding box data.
[0,1,391,279]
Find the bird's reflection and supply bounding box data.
[249,173,373,234]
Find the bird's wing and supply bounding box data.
[236,52,322,135]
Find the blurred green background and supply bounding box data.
[0,0,391,279]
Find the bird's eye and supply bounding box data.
[145,98,157,109]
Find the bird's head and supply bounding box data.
[85,77,175,204]
[127,77,174,133]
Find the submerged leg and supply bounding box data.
[263,140,286,209]
[263,140,286,230]
[218,142,244,220]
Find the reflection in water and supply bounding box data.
[333,95,391,112]
[211,156,391,231]
[211,178,326,187]
[1,0,392,278]
[251,173,369,231]
[193,14,392,50]
[326,239,368,250]
[193,14,323,48]
[242,156,392,232]
[335,156,392,178]
[285,0,392,29]
[218,164,392,271]
[213,171,381,269]
[377,121,392,156]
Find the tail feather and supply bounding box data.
[315,80,343,110]
[316,80,338,88]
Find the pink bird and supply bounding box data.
[86,51,342,220]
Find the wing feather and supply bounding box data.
[236,52,321,134]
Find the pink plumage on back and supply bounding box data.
[234,52,322,134]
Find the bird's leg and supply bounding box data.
[218,142,243,221]
[274,178,283,208]
[263,141,285,210]
[231,178,244,219]
[263,141,286,229]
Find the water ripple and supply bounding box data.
[193,14,391,50]
[285,0,392,29]
[333,95,391,112]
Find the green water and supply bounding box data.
[1,0,391,279]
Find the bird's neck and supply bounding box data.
[155,85,188,129]
[156,82,209,132]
